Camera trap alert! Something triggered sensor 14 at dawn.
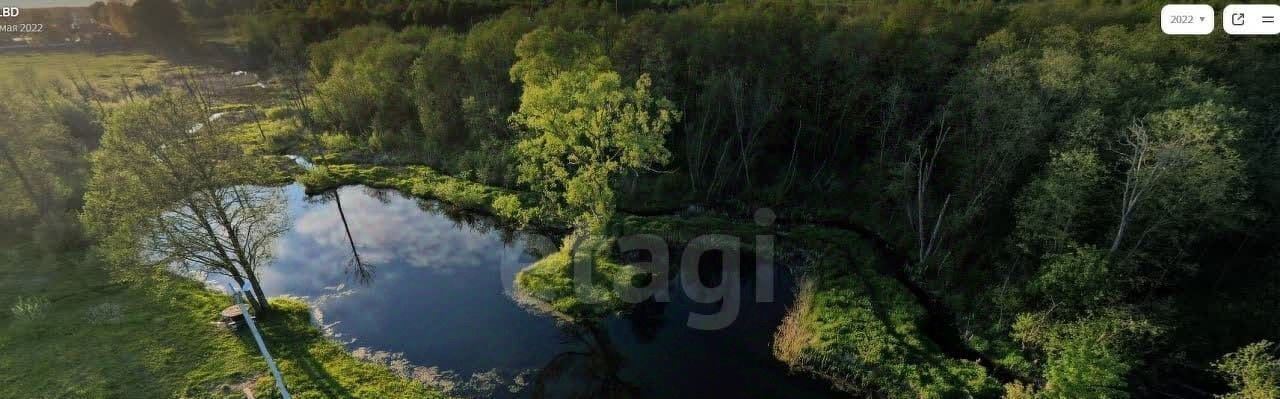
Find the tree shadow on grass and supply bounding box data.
[280,343,356,399]
[810,233,973,394]
[850,263,971,393]
[233,310,355,399]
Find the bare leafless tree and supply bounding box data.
[1109,121,1190,254]
[903,120,952,268]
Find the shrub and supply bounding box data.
[433,180,488,209]
[319,133,361,153]
[313,38,420,136]
[1215,341,1280,399]
[11,296,50,322]
[309,24,395,76]
[298,165,337,190]
[773,278,815,365]
[84,302,125,325]
[492,194,532,226]
[451,140,516,186]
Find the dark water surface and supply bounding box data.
[245,184,844,398]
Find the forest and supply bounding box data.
[2,0,1279,398]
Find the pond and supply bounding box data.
[232,183,845,398]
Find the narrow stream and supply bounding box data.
[221,183,845,398]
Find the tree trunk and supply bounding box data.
[1109,211,1130,254]
[207,190,273,313]
[228,272,263,313]
[244,272,271,316]
[182,198,263,312]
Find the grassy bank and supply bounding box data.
[299,163,525,219]
[774,227,999,398]
[512,236,641,319]
[0,242,449,399]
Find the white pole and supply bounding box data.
[228,282,292,399]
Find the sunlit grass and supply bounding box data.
[513,235,640,319]
[299,163,522,218]
[775,227,1000,398]
[0,51,174,90]
[0,242,451,398]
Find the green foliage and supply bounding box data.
[509,27,610,87]
[1031,246,1118,311]
[265,106,295,120]
[1131,101,1250,237]
[247,299,451,399]
[299,164,522,220]
[615,213,767,248]
[941,8,1272,397]
[238,10,309,72]
[81,92,292,313]
[0,106,72,220]
[130,0,195,53]
[261,0,510,29]
[82,95,249,267]
[1013,149,1104,256]
[225,113,301,155]
[297,165,338,189]
[451,139,518,186]
[1002,381,1038,399]
[409,30,467,155]
[313,36,421,137]
[1215,341,1280,399]
[183,0,255,20]
[318,132,363,153]
[0,52,171,93]
[308,25,395,77]
[1038,337,1130,398]
[1011,308,1164,398]
[491,194,532,226]
[508,27,679,233]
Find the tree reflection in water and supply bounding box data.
[413,195,525,247]
[304,186,531,287]
[264,184,844,398]
[624,299,666,344]
[531,323,639,399]
[307,189,376,285]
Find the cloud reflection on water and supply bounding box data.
[290,187,512,273]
